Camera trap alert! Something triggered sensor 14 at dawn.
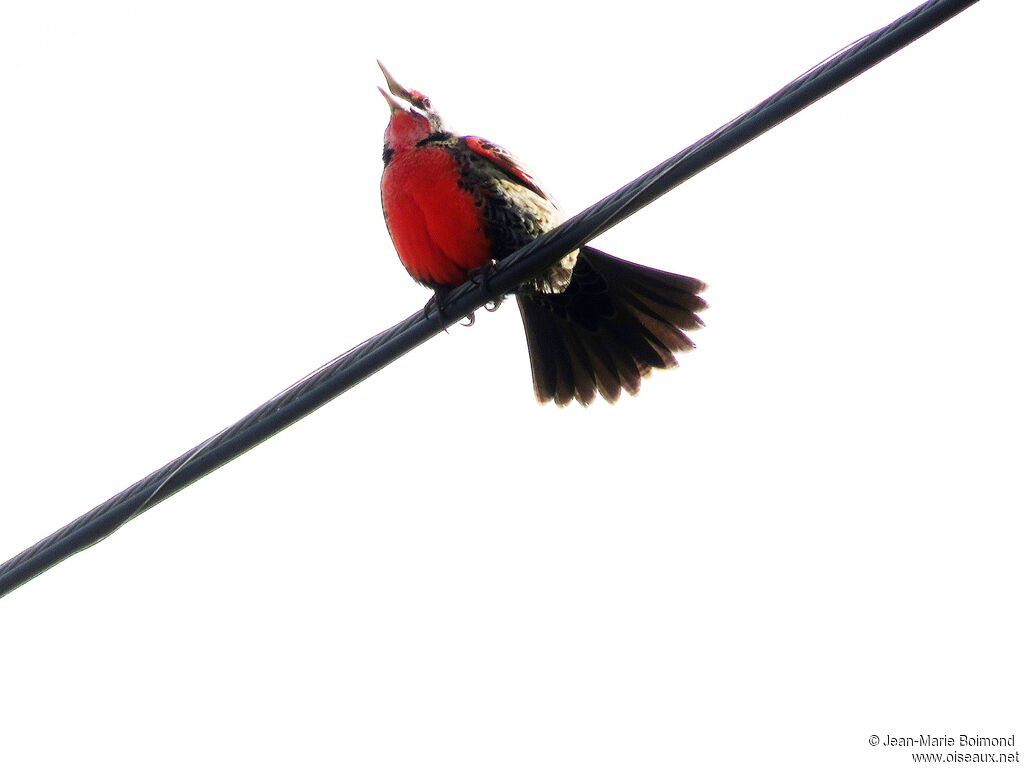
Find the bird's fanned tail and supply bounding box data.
[516,246,707,406]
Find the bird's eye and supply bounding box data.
[420,97,431,109]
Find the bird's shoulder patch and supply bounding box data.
[463,136,548,200]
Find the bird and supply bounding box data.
[378,61,707,406]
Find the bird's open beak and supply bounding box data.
[378,85,410,115]
[377,60,415,101]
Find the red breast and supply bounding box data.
[381,144,492,287]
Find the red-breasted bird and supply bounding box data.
[378,61,707,406]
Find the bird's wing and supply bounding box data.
[463,136,552,201]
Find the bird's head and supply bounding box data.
[378,60,447,152]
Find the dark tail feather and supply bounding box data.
[516,246,706,406]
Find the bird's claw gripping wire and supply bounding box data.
[424,287,475,330]
[468,260,505,313]
[423,290,451,332]
[422,262,504,331]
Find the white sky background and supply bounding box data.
[1,1,1021,765]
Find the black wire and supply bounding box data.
[0,0,980,599]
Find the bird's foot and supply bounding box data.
[467,260,505,312]
[424,287,476,330]
[423,288,452,333]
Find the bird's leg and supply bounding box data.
[467,259,505,312]
[424,286,475,330]
[423,286,453,332]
